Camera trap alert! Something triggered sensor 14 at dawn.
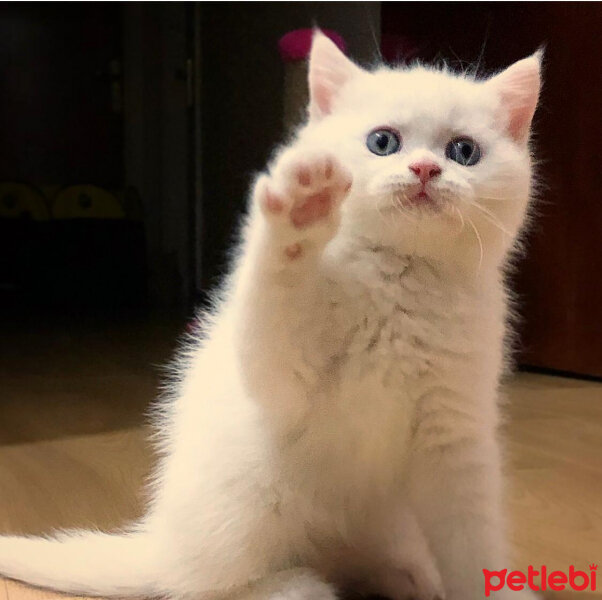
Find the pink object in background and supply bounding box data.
[278,28,346,63]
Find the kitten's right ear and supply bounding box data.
[308,31,362,121]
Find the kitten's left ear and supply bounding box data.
[308,31,363,121]
[486,51,542,144]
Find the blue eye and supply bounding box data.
[446,137,481,166]
[366,128,401,156]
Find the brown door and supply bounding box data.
[382,2,602,378]
[511,5,602,378]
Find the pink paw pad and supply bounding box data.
[290,190,333,228]
[264,188,284,214]
[296,166,312,187]
[284,243,303,260]
[259,154,352,232]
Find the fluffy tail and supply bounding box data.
[0,530,159,597]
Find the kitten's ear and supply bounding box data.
[308,31,362,121]
[487,51,542,143]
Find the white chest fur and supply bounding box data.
[268,244,504,508]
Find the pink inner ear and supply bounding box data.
[311,77,335,116]
[308,32,359,119]
[314,85,330,115]
[492,58,541,143]
[310,66,350,116]
[506,99,537,142]
[501,72,539,141]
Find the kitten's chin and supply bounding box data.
[349,197,480,265]
[399,191,442,211]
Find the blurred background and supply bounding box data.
[0,3,601,581]
[1,2,600,378]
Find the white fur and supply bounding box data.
[0,34,541,600]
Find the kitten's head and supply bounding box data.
[298,32,542,272]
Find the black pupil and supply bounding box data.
[460,142,472,159]
[376,134,389,150]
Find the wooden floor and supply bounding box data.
[0,313,601,600]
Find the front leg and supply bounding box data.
[233,148,352,411]
[406,395,522,600]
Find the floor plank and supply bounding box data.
[0,428,151,536]
[505,373,602,572]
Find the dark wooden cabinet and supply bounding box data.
[382,2,602,378]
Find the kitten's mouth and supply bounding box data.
[413,190,432,203]
[395,184,441,211]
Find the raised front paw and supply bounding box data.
[255,153,352,256]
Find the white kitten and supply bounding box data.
[0,33,541,600]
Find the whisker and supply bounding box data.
[466,215,484,272]
[462,199,513,237]
[477,195,515,202]
[375,202,391,226]
[362,3,383,65]
[394,192,418,222]
[453,205,465,234]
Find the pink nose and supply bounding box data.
[409,161,442,184]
